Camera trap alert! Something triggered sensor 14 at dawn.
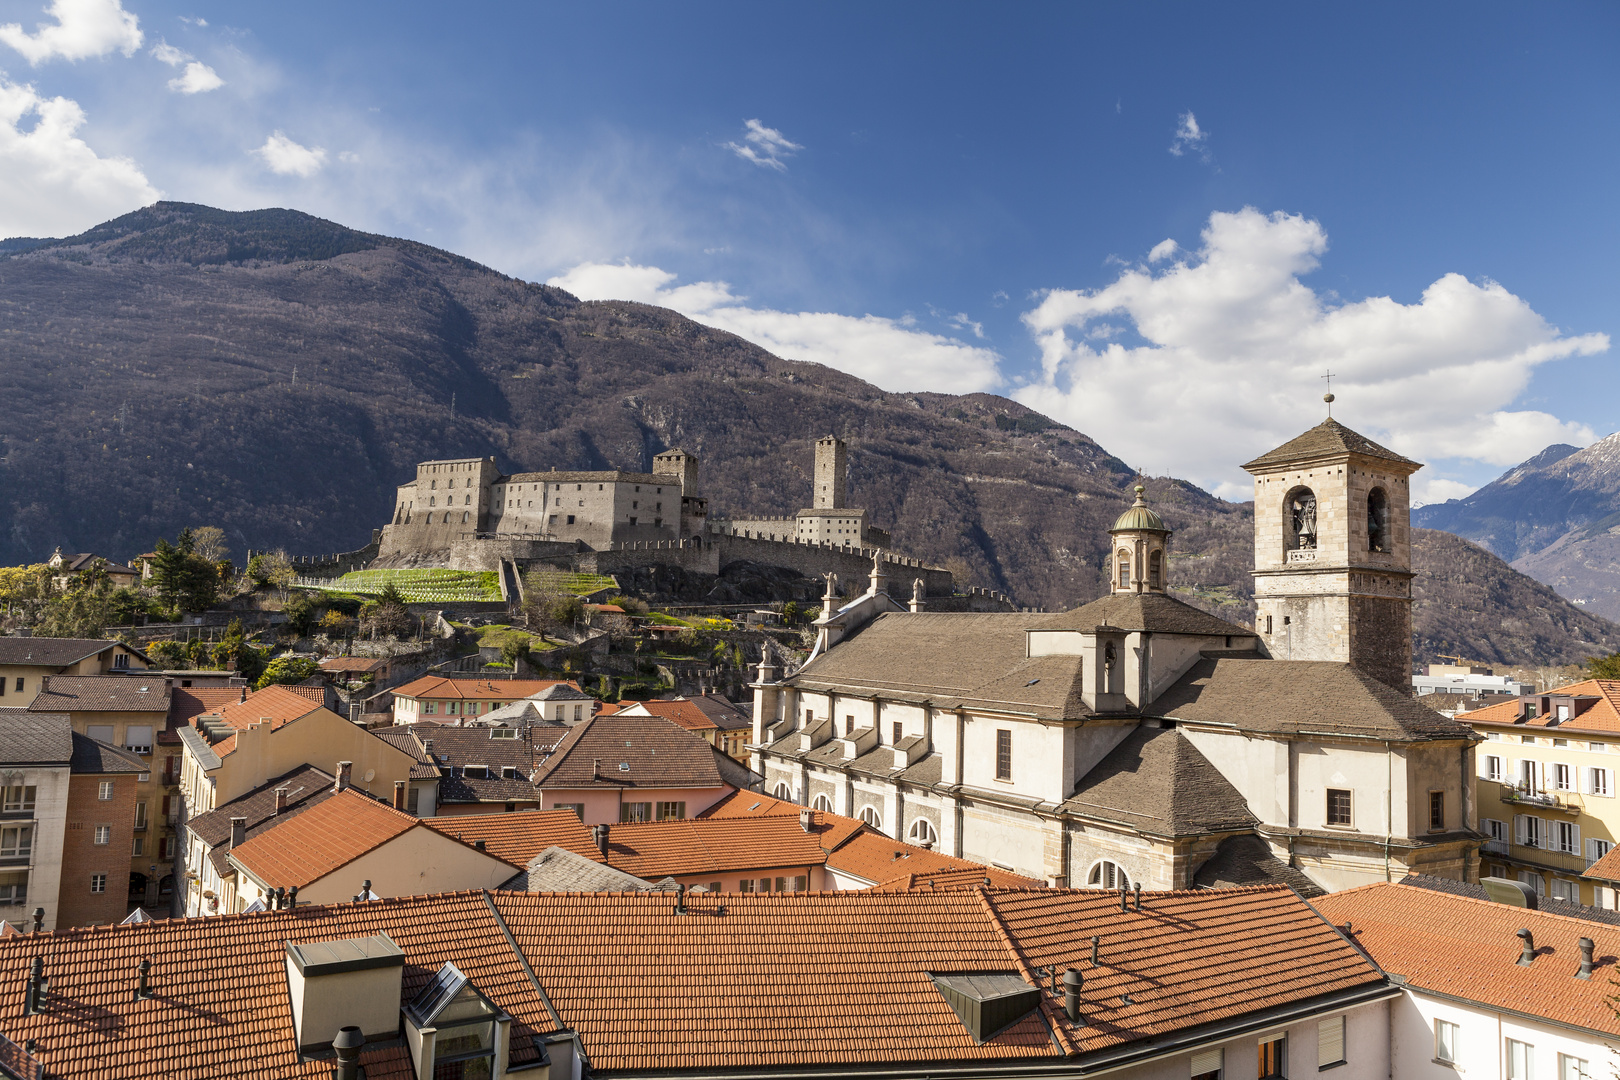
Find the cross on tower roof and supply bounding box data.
[1321,369,1336,416]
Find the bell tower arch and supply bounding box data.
[1108,485,1171,594]
[1242,419,1421,691]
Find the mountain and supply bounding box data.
[3,202,1615,668]
[1415,434,1620,621]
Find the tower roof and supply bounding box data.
[1110,485,1168,534]
[1241,418,1419,473]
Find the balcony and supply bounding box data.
[1499,782,1584,815]
[1482,839,1508,855]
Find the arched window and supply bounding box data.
[1148,549,1163,589]
[428,496,436,507]
[1116,549,1131,589]
[859,806,883,830]
[1087,860,1129,889]
[812,794,832,811]
[465,494,472,505]
[461,511,470,524]
[1367,487,1389,553]
[1284,487,1318,552]
[907,818,938,847]
[425,513,435,525]
[773,782,794,801]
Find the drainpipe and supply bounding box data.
[1385,740,1394,882]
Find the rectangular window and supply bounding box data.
[13,678,21,693]
[1429,791,1445,831]
[1554,763,1574,791]
[1327,789,1352,827]
[1317,1016,1345,1068]
[98,781,114,801]
[1434,1020,1458,1064]
[89,873,106,894]
[1554,820,1580,855]
[845,714,855,734]
[1560,1054,1590,1080]
[1192,1047,1224,1080]
[1484,818,1508,843]
[407,787,421,814]
[0,826,32,858]
[2,786,35,812]
[124,725,153,754]
[1591,743,1608,753]
[86,724,114,744]
[1259,1036,1286,1080]
[1484,755,1504,782]
[1550,878,1577,902]
[656,801,686,821]
[566,515,576,525]
[893,721,903,744]
[0,873,27,905]
[1516,814,1543,848]
[1519,869,1546,897]
[423,701,437,715]
[996,729,1012,781]
[93,825,110,845]
[1588,768,1613,797]
[775,876,788,892]
[1588,838,1611,864]
[738,878,754,893]
[620,802,652,823]
[133,801,147,830]
[1507,1040,1533,1080]
[132,837,143,856]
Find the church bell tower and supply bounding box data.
[1241,418,1421,691]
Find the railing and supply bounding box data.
[1482,839,1508,855]
[1500,782,1584,814]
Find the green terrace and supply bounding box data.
[311,568,503,603]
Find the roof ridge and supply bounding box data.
[974,888,1083,1057]
[1344,880,1620,933]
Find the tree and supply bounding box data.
[501,636,532,668]
[148,534,222,616]
[361,589,413,639]
[1588,651,1620,680]
[143,639,188,667]
[282,594,321,637]
[256,655,321,689]
[190,526,229,563]
[318,608,356,637]
[259,551,296,603]
[781,600,801,625]
[519,574,584,634]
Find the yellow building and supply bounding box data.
[0,636,148,707]
[1458,680,1620,907]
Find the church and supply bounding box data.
[747,418,1481,893]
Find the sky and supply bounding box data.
[1,1,1616,503]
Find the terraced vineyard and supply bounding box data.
[523,571,619,596]
[321,568,501,603]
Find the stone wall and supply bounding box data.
[447,537,583,571]
[248,533,382,579]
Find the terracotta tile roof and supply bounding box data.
[598,816,841,879]
[622,698,720,732]
[1241,418,1419,470]
[426,809,602,866]
[228,788,425,888]
[391,676,574,702]
[1460,679,1620,733]
[282,683,329,705]
[825,831,1046,889]
[1401,873,1620,928]
[187,764,338,876]
[26,674,170,714]
[1315,881,1620,1035]
[168,685,247,727]
[869,867,1040,892]
[319,657,389,673]
[195,684,330,756]
[532,714,741,792]
[1582,844,1620,883]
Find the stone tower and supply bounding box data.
[652,449,699,495]
[1108,486,1171,594]
[814,436,847,510]
[1242,419,1421,691]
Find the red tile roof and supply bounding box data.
[1584,845,1620,883]
[598,815,843,879]
[197,684,329,756]
[169,686,247,727]
[622,698,719,732]
[391,676,574,702]
[1315,882,1620,1034]
[0,884,1387,1077]
[229,788,425,888]
[1459,679,1620,732]
[425,809,602,866]
[827,831,1046,889]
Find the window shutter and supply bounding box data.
[1571,823,1582,850]
[1515,815,1529,845]
[1191,1048,1223,1077]
[1318,1016,1345,1067]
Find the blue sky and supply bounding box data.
[1,1,1615,501]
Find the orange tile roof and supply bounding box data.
[599,815,843,879]
[1459,679,1620,732]
[0,884,1387,1077]
[826,830,1047,888]
[169,686,247,727]
[229,788,426,888]
[1315,882,1620,1034]
[870,867,1038,892]
[391,676,574,702]
[426,809,602,866]
[622,698,718,732]
[1584,845,1620,883]
[196,683,328,756]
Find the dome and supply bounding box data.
[1111,486,1168,533]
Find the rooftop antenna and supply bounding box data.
[1321,369,1336,418]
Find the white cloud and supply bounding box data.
[1016,207,1608,499]
[151,40,221,92]
[1147,238,1178,263]
[548,261,1002,394]
[724,118,802,171]
[0,0,142,64]
[0,74,158,237]
[253,130,325,177]
[1169,110,1208,160]
[1413,477,1477,506]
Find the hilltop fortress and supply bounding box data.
[374,438,1010,608]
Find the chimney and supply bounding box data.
[132,958,152,1002]
[23,957,44,1015]
[285,934,404,1053]
[593,824,609,858]
[1118,883,1127,911]
[1577,937,1595,979]
[392,781,406,811]
[30,908,43,933]
[1133,882,1142,911]
[1517,928,1536,965]
[289,885,299,908]
[799,808,814,832]
[1063,968,1083,1023]
[333,1027,364,1080]
[273,787,288,815]
[335,761,353,793]
[229,817,247,850]
[592,758,601,781]
[1091,936,1100,966]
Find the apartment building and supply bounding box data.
[1459,681,1620,907]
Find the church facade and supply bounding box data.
[748,420,1481,894]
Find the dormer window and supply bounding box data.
[405,962,507,1080]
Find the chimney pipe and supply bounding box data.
[799,808,813,832]
[1119,883,1128,911]
[1063,968,1083,1023]
[592,757,601,781]
[393,781,407,811]
[24,957,44,1015]
[333,1026,364,1080]
[362,879,372,900]
[674,883,687,915]
[1091,936,1100,966]
[229,817,246,851]
[288,886,298,908]
[30,908,43,933]
[1133,882,1142,911]
[273,787,287,815]
[593,824,609,858]
[1517,927,1536,965]
[133,958,151,1002]
[1578,937,1595,979]
[335,761,353,793]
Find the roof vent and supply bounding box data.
[1577,937,1595,980]
[931,972,1041,1043]
[1517,928,1537,966]
[284,933,405,1052]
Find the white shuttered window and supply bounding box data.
[1318,1016,1345,1068]
[1191,1047,1223,1080]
